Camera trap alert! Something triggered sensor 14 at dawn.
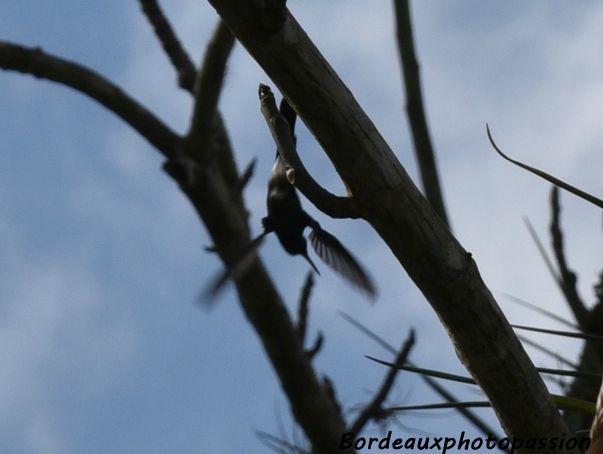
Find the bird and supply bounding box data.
[204,88,376,301]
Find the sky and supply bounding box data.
[1,1,602,453]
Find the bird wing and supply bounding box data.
[201,233,267,305]
[308,225,376,299]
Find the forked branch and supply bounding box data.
[258,85,360,219]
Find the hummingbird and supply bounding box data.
[205,87,376,300]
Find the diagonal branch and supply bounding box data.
[188,20,235,138]
[350,329,415,434]
[0,41,179,158]
[139,0,197,92]
[206,1,574,446]
[1,38,352,454]
[259,85,360,219]
[393,0,450,229]
[138,3,239,189]
[550,187,589,327]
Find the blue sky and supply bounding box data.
[1,1,602,453]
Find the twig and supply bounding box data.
[350,329,415,434]
[393,0,450,229]
[188,20,235,138]
[550,187,589,327]
[231,157,257,200]
[486,125,603,209]
[139,0,197,92]
[258,85,360,219]
[306,332,323,360]
[0,41,179,158]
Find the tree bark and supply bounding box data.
[205,1,575,449]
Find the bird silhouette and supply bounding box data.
[205,87,376,300]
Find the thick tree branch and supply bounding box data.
[159,135,352,454]
[393,0,450,229]
[0,38,351,453]
[139,0,197,92]
[206,1,574,448]
[259,86,360,219]
[0,41,179,158]
[350,329,415,434]
[550,187,589,327]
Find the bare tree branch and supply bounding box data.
[206,0,573,445]
[188,20,235,138]
[178,19,238,192]
[393,0,450,229]
[163,153,352,454]
[259,86,360,219]
[139,0,197,92]
[137,3,239,189]
[0,37,351,454]
[0,41,179,158]
[350,329,415,434]
[550,187,589,327]
[306,332,323,360]
[231,157,256,200]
